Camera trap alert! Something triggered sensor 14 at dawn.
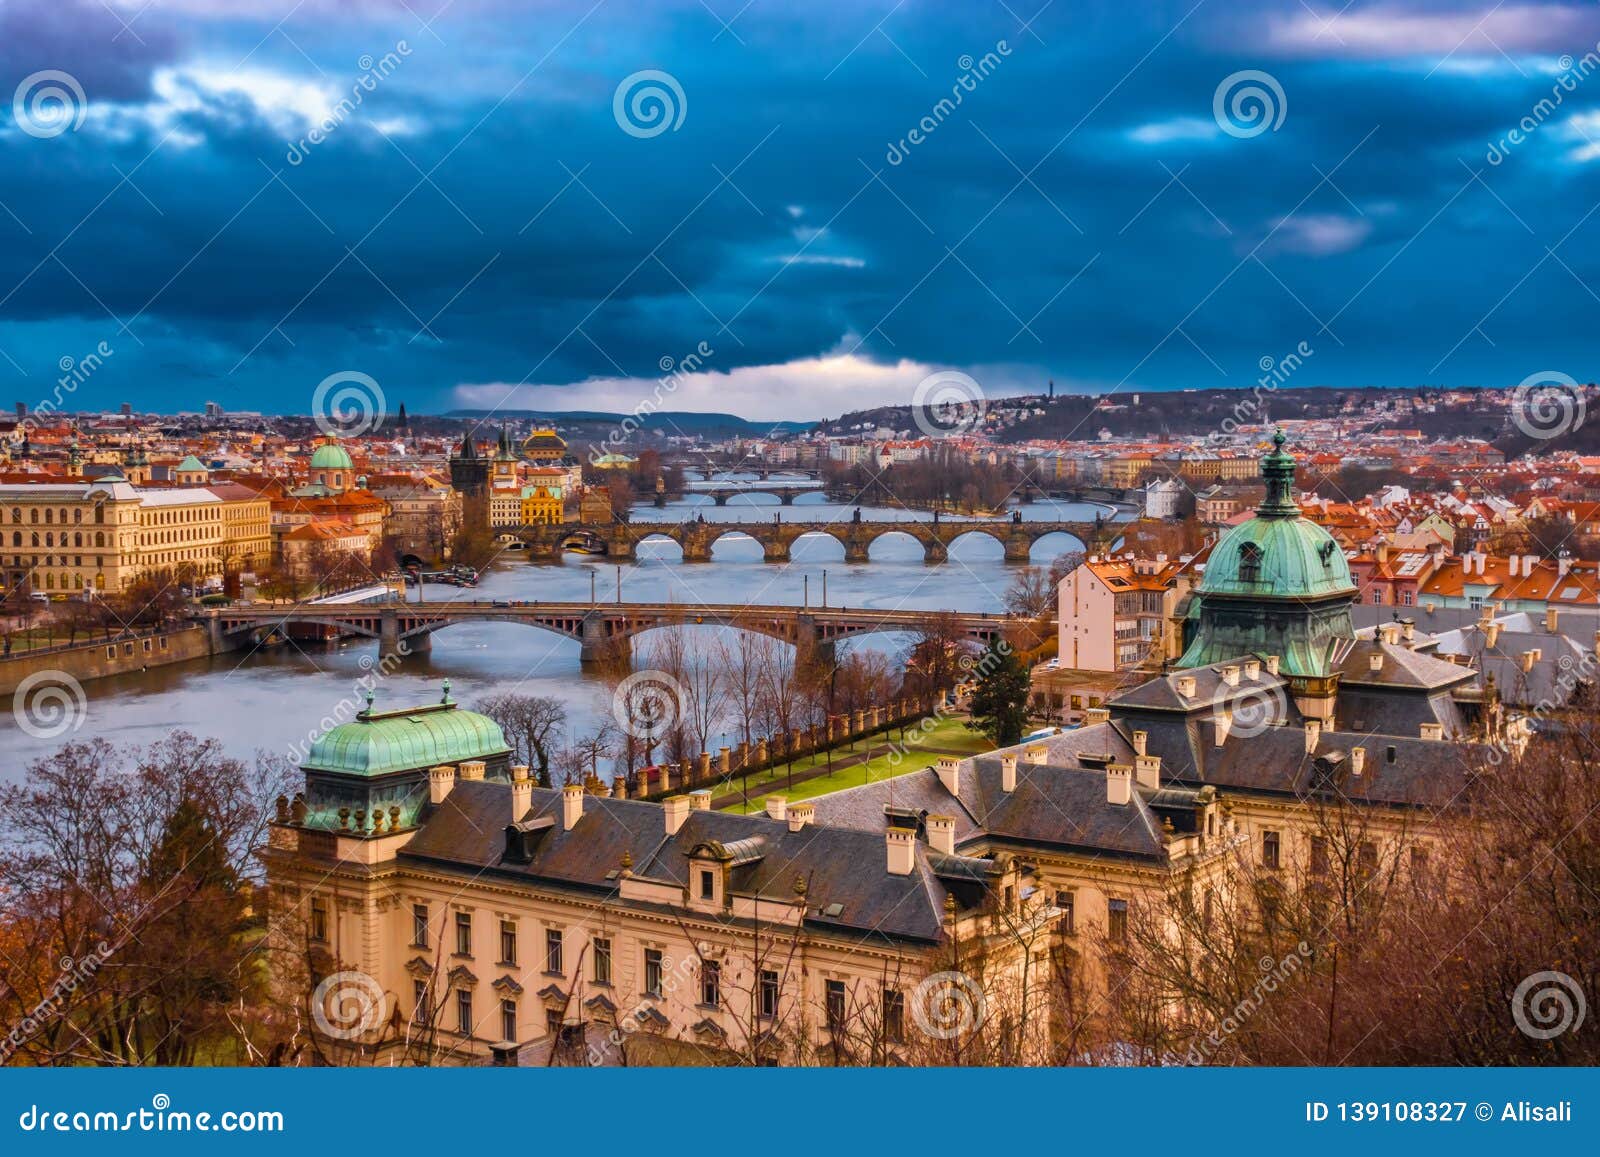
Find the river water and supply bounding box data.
[2,484,1113,780]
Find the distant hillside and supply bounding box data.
[447,409,812,439]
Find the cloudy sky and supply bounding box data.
[2,0,1598,420]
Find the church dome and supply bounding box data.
[1197,431,1354,599]
[308,439,354,471]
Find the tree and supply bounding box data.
[1003,565,1056,619]
[965,641,1031,747]
[476,693,565,786]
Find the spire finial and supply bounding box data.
[441,678,452,705]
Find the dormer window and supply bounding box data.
[698,869,715,900]
[1238,541,1263,584]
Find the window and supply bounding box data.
[698,869,715,901]
[1262,830,1281,869]
[456,990,473,1035]
[545,929,563,974]
[1358,841,1378,880]
[1055,890,1076,934]
[593,937,612,986]
[643,949,663,997]
[757,970,780,1019]
[412,903,429,948]
[413,980,429,1025]
[500,998,517,1042]
[883,987,905,1041]
[1411,844,1431,883]
[309,899,327,943]
[499,920,517,965]
[700,960,720,1008]
[455,911,473,956]
[1238,541,1263,583]
[1107,898,1128,943]
[1310,836,1330,876]
[825,979,846,1030]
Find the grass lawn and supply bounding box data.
[722,715,994,813]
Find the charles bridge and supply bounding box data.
[518,511,1109,563]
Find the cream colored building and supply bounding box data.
[2,478,272,594]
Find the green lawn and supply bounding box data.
[722,715,994,813]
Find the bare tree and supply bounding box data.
[476,693,565,786]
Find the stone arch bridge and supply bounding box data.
[203,601,1015,667]
[521,516,1108,563]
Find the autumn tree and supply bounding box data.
[477,693,566,786]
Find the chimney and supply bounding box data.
[1221,664,1240,687]
[936,757,961,797]
[429,764,456,804]
[1507,555,1519,578]
[689,790,712,811]
[764,796,788,821]
[886,828,916,876]
[1401,619,1415,643]
[1243,658,1261,681]
[1000,754,1017,793]
[561,784,584,831]
[1368,652,1384,672]
[459,760,486,781]
[1085,706,1111,725]
[1213,710,1232,747]
[1304,719,1322,753]
[1264,654,1280,676]
[1132,730,1148,756]
[1523,553,1538,578]
[1134,753,1161,791]
[1024,744,1048,765]
[1559,554,1573,577]
[1485,622,1502,648]
[511,765,532,820]
[1378,623,1399,645]
[1420,722,1444,741]
[1350,746,1366,775]
[1521,648,1540,673]
[1176,675,1197,699]
[1546,607,1560,634]
[664,795,689,835]
[926,814,956,856]
[787,802,815,832]
[1106,763,1133,806]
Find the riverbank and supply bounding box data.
[0,625,233,697]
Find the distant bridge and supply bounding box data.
[519,516,1108,563]
[203,600,1015,667]
[681,484,827,506]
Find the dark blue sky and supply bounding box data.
[2,0,1598,420]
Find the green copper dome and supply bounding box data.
[176,454,207,473]
[1178,431,1357,678]
[309,439,355,471]
[303,693,510,777]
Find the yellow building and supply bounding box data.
[520,428,567,465]
[519,469,567,526]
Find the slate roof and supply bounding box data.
[400,783,961,944]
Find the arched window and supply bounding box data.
[73,532,82,547]
[73,509,81,524]
[9,508,18,523]
[10,532,18,547]
[1238,541,1263,584]
[95,531,104,547]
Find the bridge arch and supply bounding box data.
[1028,529,1086,562]
[789,528,846,561]
[865,528,924,561]
[946,526,1008,559]
[633,531,685,561]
